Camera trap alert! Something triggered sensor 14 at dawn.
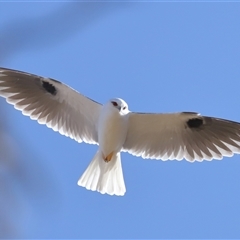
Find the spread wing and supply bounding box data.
[123,112,240,162]
[0,67,102,144]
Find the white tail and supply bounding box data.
[77,150,126,196]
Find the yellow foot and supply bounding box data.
[102,151,114,162]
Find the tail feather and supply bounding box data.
[77,150,126,196]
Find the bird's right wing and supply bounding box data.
[0,67,102,144]
[123,112,240,162]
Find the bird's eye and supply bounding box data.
[111,101,118,107]
[123,106,126,110]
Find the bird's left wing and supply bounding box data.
[123,112,240,162]
[0,67,102,144]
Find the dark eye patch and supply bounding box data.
[123,106,126,110]
[111,101,118,107]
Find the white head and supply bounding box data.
[108,98,129,114]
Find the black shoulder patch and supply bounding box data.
[42,80,57,95]
[187,118,203,128]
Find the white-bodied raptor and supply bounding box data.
[0,67,240,196]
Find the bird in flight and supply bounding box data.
[0,67,240,196]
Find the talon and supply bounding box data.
[103,151,114,162]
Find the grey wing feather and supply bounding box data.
[123,112,240,162]
[0,67,102,144]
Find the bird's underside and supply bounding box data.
[1,67,240,196]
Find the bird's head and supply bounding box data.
[108,98,129,114]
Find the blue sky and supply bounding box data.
[1,1,240,239]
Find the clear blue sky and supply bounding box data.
[0,2,240,239]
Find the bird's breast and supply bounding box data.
[97,108,128,156]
